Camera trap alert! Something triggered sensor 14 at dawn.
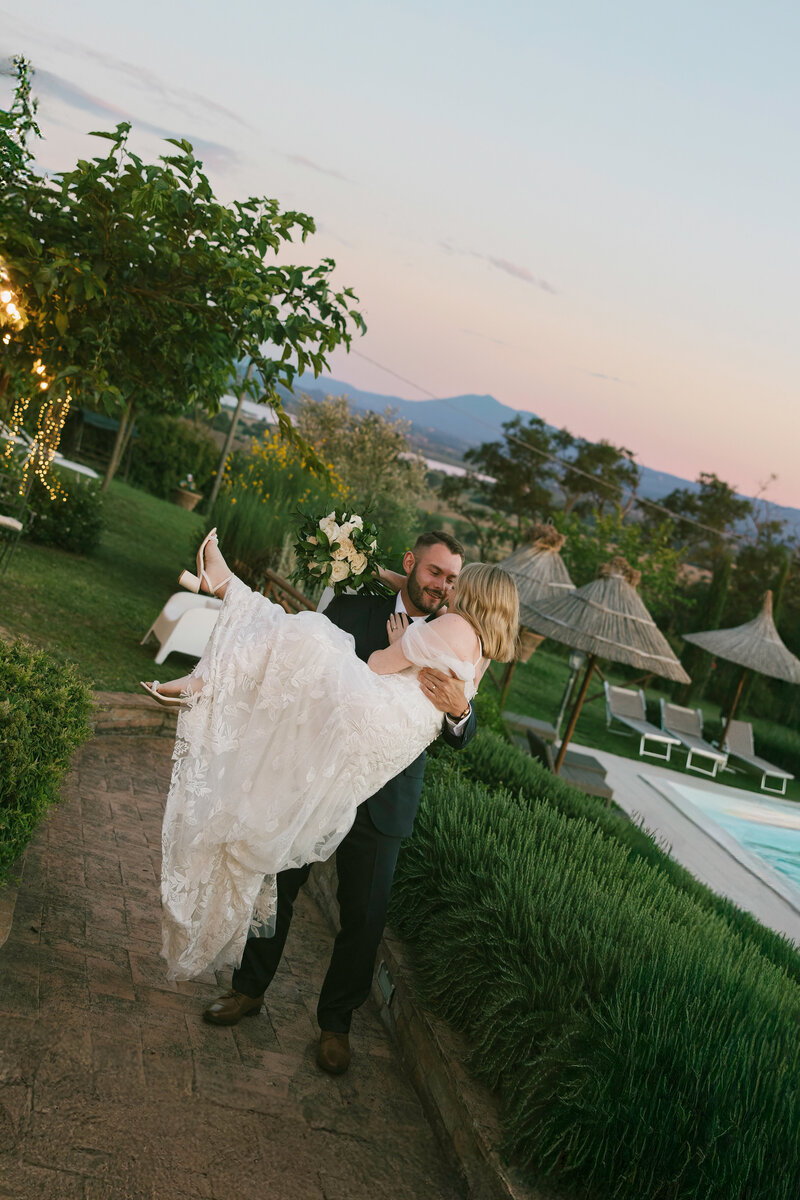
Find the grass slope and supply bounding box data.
[2,482,204,691]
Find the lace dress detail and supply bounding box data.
[161,578,477,980]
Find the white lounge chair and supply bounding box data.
[604,683,681,762]
[141,592,223,665]
[660,700,728,778]
[721,720,794,795]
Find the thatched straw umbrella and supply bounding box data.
[523,556,691,772]
[496,525,575,706]
[682,590,800,750]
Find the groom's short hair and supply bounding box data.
[412,530,466,562]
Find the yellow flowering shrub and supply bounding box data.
[209,430,349,585]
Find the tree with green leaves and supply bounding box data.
[295,393,428,553]
[552,507,684,627]
[559,437,640,516]
[0,58,365,491]
[648,471,752,565]
[439,414,562,550]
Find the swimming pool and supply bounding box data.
[643,776,800,910]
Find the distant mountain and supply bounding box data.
[282,376,516,456]
[282,374,800,539]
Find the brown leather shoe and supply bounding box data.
[316,1030,351,1075]
[202,989,264,1026]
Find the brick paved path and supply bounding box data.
[0,736,465,1200]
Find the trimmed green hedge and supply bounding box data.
[390,739,800,1199]
[30,473,105,555]
[128,413,219,500]
[0,455,105,555]
[0,638,94,881]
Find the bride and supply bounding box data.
[143,531,519,981]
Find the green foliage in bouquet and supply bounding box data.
[292,509,393,598]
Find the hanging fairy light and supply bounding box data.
[25,390,72,501]
[1,258,71,499]
[0,259,23,335]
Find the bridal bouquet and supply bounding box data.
[292,509,392,598]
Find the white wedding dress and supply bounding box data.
[161,577,478,980]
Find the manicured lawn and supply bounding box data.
[495,647,800,802]
[2,482,206,691]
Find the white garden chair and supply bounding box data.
[141,592,223,665]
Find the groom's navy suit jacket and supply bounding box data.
[324,592,477,839]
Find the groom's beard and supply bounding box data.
[406,565,449,615]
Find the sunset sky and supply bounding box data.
[2,2,798,506]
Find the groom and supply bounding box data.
[202,530,477,1074]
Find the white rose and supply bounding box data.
[329,559,350,583]
[331,536,355,560]
[349,514,363,530]
[306,535,318,545]
[348,551,368,575]
[319,514,340,542]
[338,520,353,538]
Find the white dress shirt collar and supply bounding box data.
[394,593,426,622]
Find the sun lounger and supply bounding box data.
[141,592,223,665]
[721,719,794,795]
[604,684,681,762]
[659,700,728,777]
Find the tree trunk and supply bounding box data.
[102,396,136,493]
[206,365,254,513]
[554,655,597,773]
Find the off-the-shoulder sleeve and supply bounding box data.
[400,620,476,684]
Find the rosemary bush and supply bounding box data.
[455,731,800,982]
[391,754,800,1199]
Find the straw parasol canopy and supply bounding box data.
[523,556,690,771]
[498,523,575,619]
[682,590,800,748]
[497,524,576,670]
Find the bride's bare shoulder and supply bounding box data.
[431,613,480,658]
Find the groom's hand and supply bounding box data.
[418,667,468,718]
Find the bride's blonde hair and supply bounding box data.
[450,563,519,662]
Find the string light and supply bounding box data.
[0,258,69,498]
[26,392,71,500]
[0,259,23,335]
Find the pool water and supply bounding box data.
[662,781,800,896]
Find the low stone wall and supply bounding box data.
[93,690,178,738]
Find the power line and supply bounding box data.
[350,348,762,546]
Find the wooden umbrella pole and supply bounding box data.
[498,660,517,710]
[554,655,597,774]
[718,669,747,751]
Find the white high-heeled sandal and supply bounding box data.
[140,681,188,709]
[178,528,232,596]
